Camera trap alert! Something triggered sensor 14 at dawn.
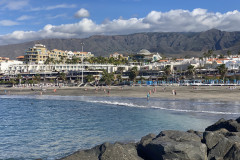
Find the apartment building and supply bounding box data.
[24,43,48,63]
[49,49,67,61]
[24,43,94,64]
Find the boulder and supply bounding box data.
[224,143,240,160]
[203,130,240,160]
[205,118,240,132]
[60,142,142,160]
[137,133,156,159]
[140,130,207,160]
[207,136,236,160]
[187,129,203,139]
[60,144,101,160]
[203,129,228,150]
[100,142,142,160]
[236,117,240,123]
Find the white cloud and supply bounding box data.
[0,0,29,10]
[17,15,33,21]
[0,20,19,26]
[74,8,90,18]
[31,4,76,11]
[1,8,240,45]
[46,14,67,19]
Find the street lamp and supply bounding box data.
[81,42,84,84]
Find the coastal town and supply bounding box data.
[0,43,240,87]
[2,0,240,159]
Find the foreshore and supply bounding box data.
[0,85,240,102]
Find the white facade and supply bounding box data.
[3,63,118,75]
[225,61,240,70]
[0,60,23,74]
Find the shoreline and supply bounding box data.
[0,85,240,102]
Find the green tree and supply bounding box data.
[101,70,114,85]
[72,56,80,64]
[85,74,95,82]
[187,65,195,77]
[16,74,23,85]
[34,74,41,83]
[163,65,171,76]
[44,57,51,64]
[116,74,122,83]
[9,79,17,86]
[217,64,228,81]
[58,72,67,83]
[129,66,139,82]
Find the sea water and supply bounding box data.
[0,95,240,160]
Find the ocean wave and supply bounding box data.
[87,100,240,115]
[1,95,239,115]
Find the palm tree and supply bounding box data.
[187,65,195,78]
[101,70,114,85]
[34,74,41,83]
[116,74,122,84]
[217,64,228,81]
[85,74,95,82]
[163,65,171,76]
[17,74,22,85]
[58,72,67,83]
[44,57,51,64]
[72,56,80,64]
[129,66,139,82]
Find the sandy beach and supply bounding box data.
[0,85,240,102]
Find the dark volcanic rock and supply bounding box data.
[60,142,142,160]
[137,133,156,159]
[207,135,240,160]
[203,129,228,150]
[224,143,240,160]
[203,127,240,160]
[60,144,101,160]
[60,117,240,160]
[187,129,203,139]
[140,130,207,160]
[205,118,240,132]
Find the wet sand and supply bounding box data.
[0,85,240,102]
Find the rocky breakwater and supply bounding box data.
[60,117,240,160]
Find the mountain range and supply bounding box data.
[1,29,240,59]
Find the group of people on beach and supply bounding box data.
[147,87,177,100]
[147,87,157,100]
[92,86,114,96]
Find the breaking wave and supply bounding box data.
[87,100,240,115]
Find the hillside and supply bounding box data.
[1,29,240,59]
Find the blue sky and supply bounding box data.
[0,0,240,45]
